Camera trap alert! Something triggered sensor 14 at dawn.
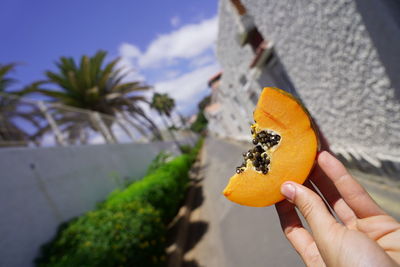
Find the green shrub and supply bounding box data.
[105,155,191,223]
[36,202,166,267]
[187,137,204,163]
[179,144,192,154]
[146,151,171,175]
[37,139,204,267]
[190,111,208,133]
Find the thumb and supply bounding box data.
[280,181,336,236]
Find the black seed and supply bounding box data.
[255,167,260,171]
[241,162,246,167]
[251,128,254,134]
[276,135,281,140]
[253,160,260,167]
[242,152,247,157]
[246,152,254,159]
[252,139,258,145]
[262,169,268,174]
[256,145,263,152]
[265,159,270,164]
[236,169,241,174]
[263,154,268,158]
[259,132,266,138]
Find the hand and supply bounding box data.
[275,151,400,267]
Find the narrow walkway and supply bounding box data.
[173,136,400,267]
[181,137,302,267]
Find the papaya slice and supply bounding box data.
[223,87,318,207]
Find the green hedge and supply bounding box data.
[190,111,208,133]
[36,202,166,267]
[36,139,203,267]
[104,154,192,223]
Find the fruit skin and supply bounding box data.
[223,87,319,207]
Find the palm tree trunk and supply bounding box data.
[161,115,181,149]
[130,112,163,141]
[175,111,196,145]
[129,106,163,141]
[120,112,150,142]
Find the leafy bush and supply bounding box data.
[37,138,204,267]
[187,137,204,163]
[146,151,171,175]
[190,111,208,133]
[36,202,166,267]
[179,144,192,154]
[105,155,191,223]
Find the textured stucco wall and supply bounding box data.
[215,0,400,167]
[0,141,181,267]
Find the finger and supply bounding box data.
[280,181,338,239]
[275,200,323,266]
[309,163,357,227]
[318,151,385,218]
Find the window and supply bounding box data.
[248,27,264,52]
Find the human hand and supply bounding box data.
[275,151,400,267]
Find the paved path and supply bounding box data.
[184,137,303,267]
[183,136,400,267]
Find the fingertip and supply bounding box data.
[281,182,299,202]
[317,151,333,166]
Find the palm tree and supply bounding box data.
[23,50,163,144]
[0,63,41,146]
[150,92,180,145]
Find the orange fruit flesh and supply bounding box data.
[223,87,318,207]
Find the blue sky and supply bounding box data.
[0,0,220,115]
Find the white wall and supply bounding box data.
[215,0,400,168]
[0,141,182,267]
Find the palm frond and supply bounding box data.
[0,63,17,92]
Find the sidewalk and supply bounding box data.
[173,137,302,267]
[170,136,400,267]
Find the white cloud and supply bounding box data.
[117,43,145,82]
[119,43,141,58]
[189,53,216,68]
[118,16,218,69]
[117,15,220,116]
[154,63,219,113]
[170,16,181,27]
[117,57,145,82]
[164,70,181,79]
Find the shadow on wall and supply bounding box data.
[257,50,301,99]
[337,153,400,183]
[355,0,400,100]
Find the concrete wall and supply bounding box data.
[0,141,182,267]
[214,0,400,170]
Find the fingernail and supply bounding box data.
[281,183,296,202]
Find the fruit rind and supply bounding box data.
[223,87,319,207]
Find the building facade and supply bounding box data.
[206,0,400,173]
